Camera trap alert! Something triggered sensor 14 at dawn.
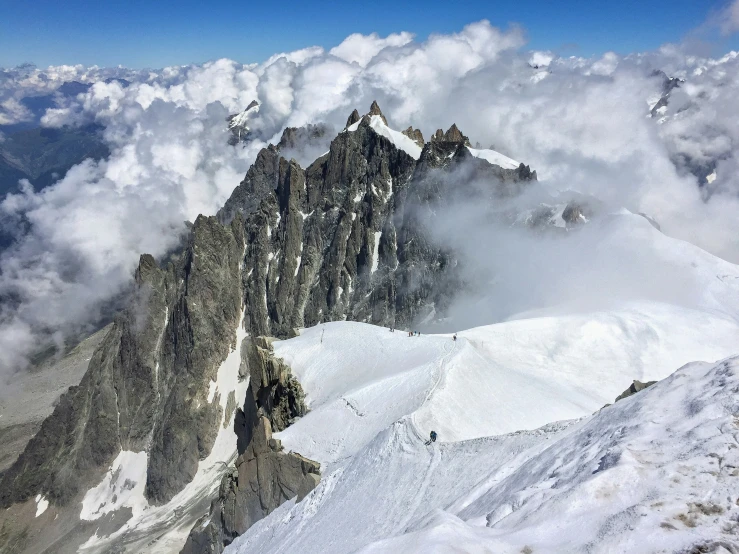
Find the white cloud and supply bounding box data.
[0,97,33,125]
[329,32,414,67]
[2,22,739,377]
[529,51,554,67]
[720,0,739,35]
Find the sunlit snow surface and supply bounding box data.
[229,323,739,553]
[466,146,520,170]
[226,214,739,553]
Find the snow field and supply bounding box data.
[232,350,739,553]
[225,208,739,553]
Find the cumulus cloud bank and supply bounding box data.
[1,20,739,376]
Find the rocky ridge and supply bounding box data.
[0,101,537,553]
[182,338,315,553]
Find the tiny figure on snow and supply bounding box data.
[425,430,437,445]
[453,333,457,341]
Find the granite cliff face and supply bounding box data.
[0,102,537,553]
[183,338,314,554]
[220,104,535,338]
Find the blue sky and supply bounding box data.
[0,0,735,68]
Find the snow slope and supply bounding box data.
[467,146,520,170]
[230,352,739,554]
[360,358,739,554]
[273,303,739,469]
[346,115,522,170]
[226,213,739,553]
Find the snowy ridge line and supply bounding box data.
[410,337,457,438]
[231,355,739,554]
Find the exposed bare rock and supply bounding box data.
[402,126,425,147]
[182,342,315,554]
[368,100,388,125]
[345,109,360,128]
[614,379,657,402]
[562,202,589,225]
[431,123,471,146]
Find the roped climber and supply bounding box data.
[425,430,437,445]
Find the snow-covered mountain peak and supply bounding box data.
[227,100,259,143]
[346,112,423,159]
[343,102,520,171]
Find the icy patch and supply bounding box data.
[152,306,168,407]
[371,231,382,274]
[300,210,314,220]
[34,495,49,517]
[351,213,356,221]
[207,379,218,403]
[295,256,301,277]
[80,450,148,521]
[353,192,362,203]
[466,147,520,170]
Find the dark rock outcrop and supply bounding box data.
[245,337,306,432]
[561,202,589,225]
[182,339,314,553]
[614,379,657,403]
[277,124,328,151]
[431,123,471,146]
[219,104,535,336]
[182,417,319,554]
[402,126,425,147]
[0,214,246,508]
[276,123,333,168]
[345,109,360,128]
[368,100,388,125]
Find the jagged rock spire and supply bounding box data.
[345,101,389,127]
[402,126,425,147]
[431,123,471,146]
[345,109,360,128]
[368,100,388,125]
